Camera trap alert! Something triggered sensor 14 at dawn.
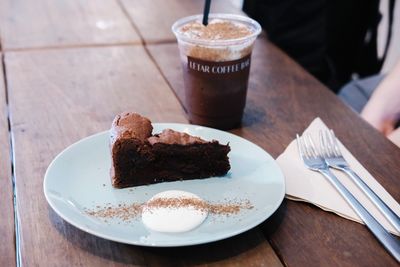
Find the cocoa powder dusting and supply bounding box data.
[178,19,254,62]
[85,203,143,222]
[85,197,253,222]
[180,20,252,41]
[208,199,253,215]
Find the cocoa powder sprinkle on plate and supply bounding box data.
[85,197,253,222]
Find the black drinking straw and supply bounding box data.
[202,0,211,26]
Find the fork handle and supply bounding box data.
[341,166,400,234]
[319,169,400,262]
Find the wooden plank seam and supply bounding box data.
[1,52,18,267]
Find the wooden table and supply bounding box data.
[1,1,399,266]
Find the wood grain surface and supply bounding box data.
[0,0,141,50]
[5,46,282,266]
[120,0,244,44]
[147,39,400,266]
[0,53,16,266]
[3,0,400,266]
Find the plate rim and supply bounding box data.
[43,123,285,247]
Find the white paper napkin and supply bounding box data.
[277,117,400,236]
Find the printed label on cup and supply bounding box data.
[183,54,252,129]
[187,55,251,76]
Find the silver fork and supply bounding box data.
[297,134,400,262]
[320,129,400,234]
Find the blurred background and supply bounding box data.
[242,0,399,91]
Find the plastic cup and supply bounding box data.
[172,13,261,130]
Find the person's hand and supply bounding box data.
[388,128,400,147]
[361,60,400,144]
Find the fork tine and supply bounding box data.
[306,133,319,158]
[296,134,305,159]
[324,130,334,157]
[326,129,337,156]
[300,134,313,158]
[329,129,342,156]
[319,130,327,157]
[297,134,310,159]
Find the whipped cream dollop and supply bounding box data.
[141,190,208,233]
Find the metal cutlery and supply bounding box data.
[297,133,400,262]
[320,129,400,234]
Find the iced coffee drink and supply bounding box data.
[172,14,261,130]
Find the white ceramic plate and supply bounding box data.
[44,123,285,247]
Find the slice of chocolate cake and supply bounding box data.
[110,112,231,188]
